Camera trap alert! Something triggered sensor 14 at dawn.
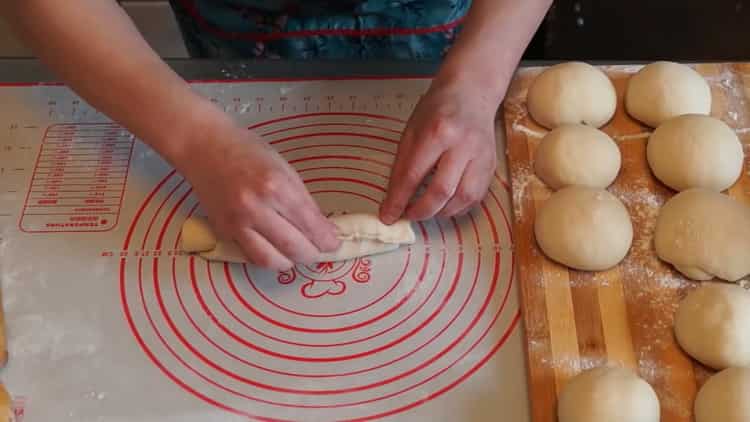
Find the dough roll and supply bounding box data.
[180,213,416,264]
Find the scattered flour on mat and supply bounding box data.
[9,314,99,360]
[84,391,106,401]
[0,235,101,362]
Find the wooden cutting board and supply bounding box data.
[503,63,750,422]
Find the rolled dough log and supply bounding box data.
[654,189,750,281]
[181,213,416,264]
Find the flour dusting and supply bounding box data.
[614,132,651,141]
[511,123,546,139]
[510,163,546,220]
[505,64,744,421]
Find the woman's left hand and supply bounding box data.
[380,77,499,223]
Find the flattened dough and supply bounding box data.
[181,213,416,264]
[625,61,712,127]
[654,189,750,281]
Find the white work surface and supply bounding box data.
[0,77,528,421]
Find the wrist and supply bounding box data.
[434,54,511,106]
[154,97,237,172]
[432,62,508,112]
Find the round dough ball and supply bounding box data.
[654,189,750,281]
[695,367,750,422]
[647,114,743,192]
[534,124,621,189]
[535,186,633,271]
[558,366,660,422]
[626,61,712,127]
[675,283,750,369]
[527,62,617,129]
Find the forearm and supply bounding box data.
[437,0,552,102]
[3,0,224,166]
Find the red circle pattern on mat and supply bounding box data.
[119,113,519,421]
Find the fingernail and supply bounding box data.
[276,260,294,272]
[322,231,341,252]
[380,208,398,224]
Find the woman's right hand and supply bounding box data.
[175,115,341,271]
[3,0,337,271]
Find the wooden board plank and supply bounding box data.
[504,63,750,422]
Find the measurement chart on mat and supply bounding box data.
[0,78,528,422]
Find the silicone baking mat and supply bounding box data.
[0,77,527,421]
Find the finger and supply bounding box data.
[445,202,477,219]
[252,207,323,265]
[280,177,341,252]
[233,227,294,271]
[380,135,442,224]
[404,150,468,221]
[379,132,416,223]
[438,159,493,218]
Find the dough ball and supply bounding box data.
[626,61,712,127]
[534,124,621,189]
[535,186,633,271]
[654,189,750,281]
[527,62,617,129]
[647,114,743,192]
[674,283,750,369]
[558,366,660,422]
[695,367,750,422]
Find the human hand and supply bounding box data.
[380,77,499,223]
[176,119,340,270]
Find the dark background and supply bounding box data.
[525,0,750,61]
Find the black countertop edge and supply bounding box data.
[0,58,687,84]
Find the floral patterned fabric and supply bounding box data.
[168,0,470,59]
